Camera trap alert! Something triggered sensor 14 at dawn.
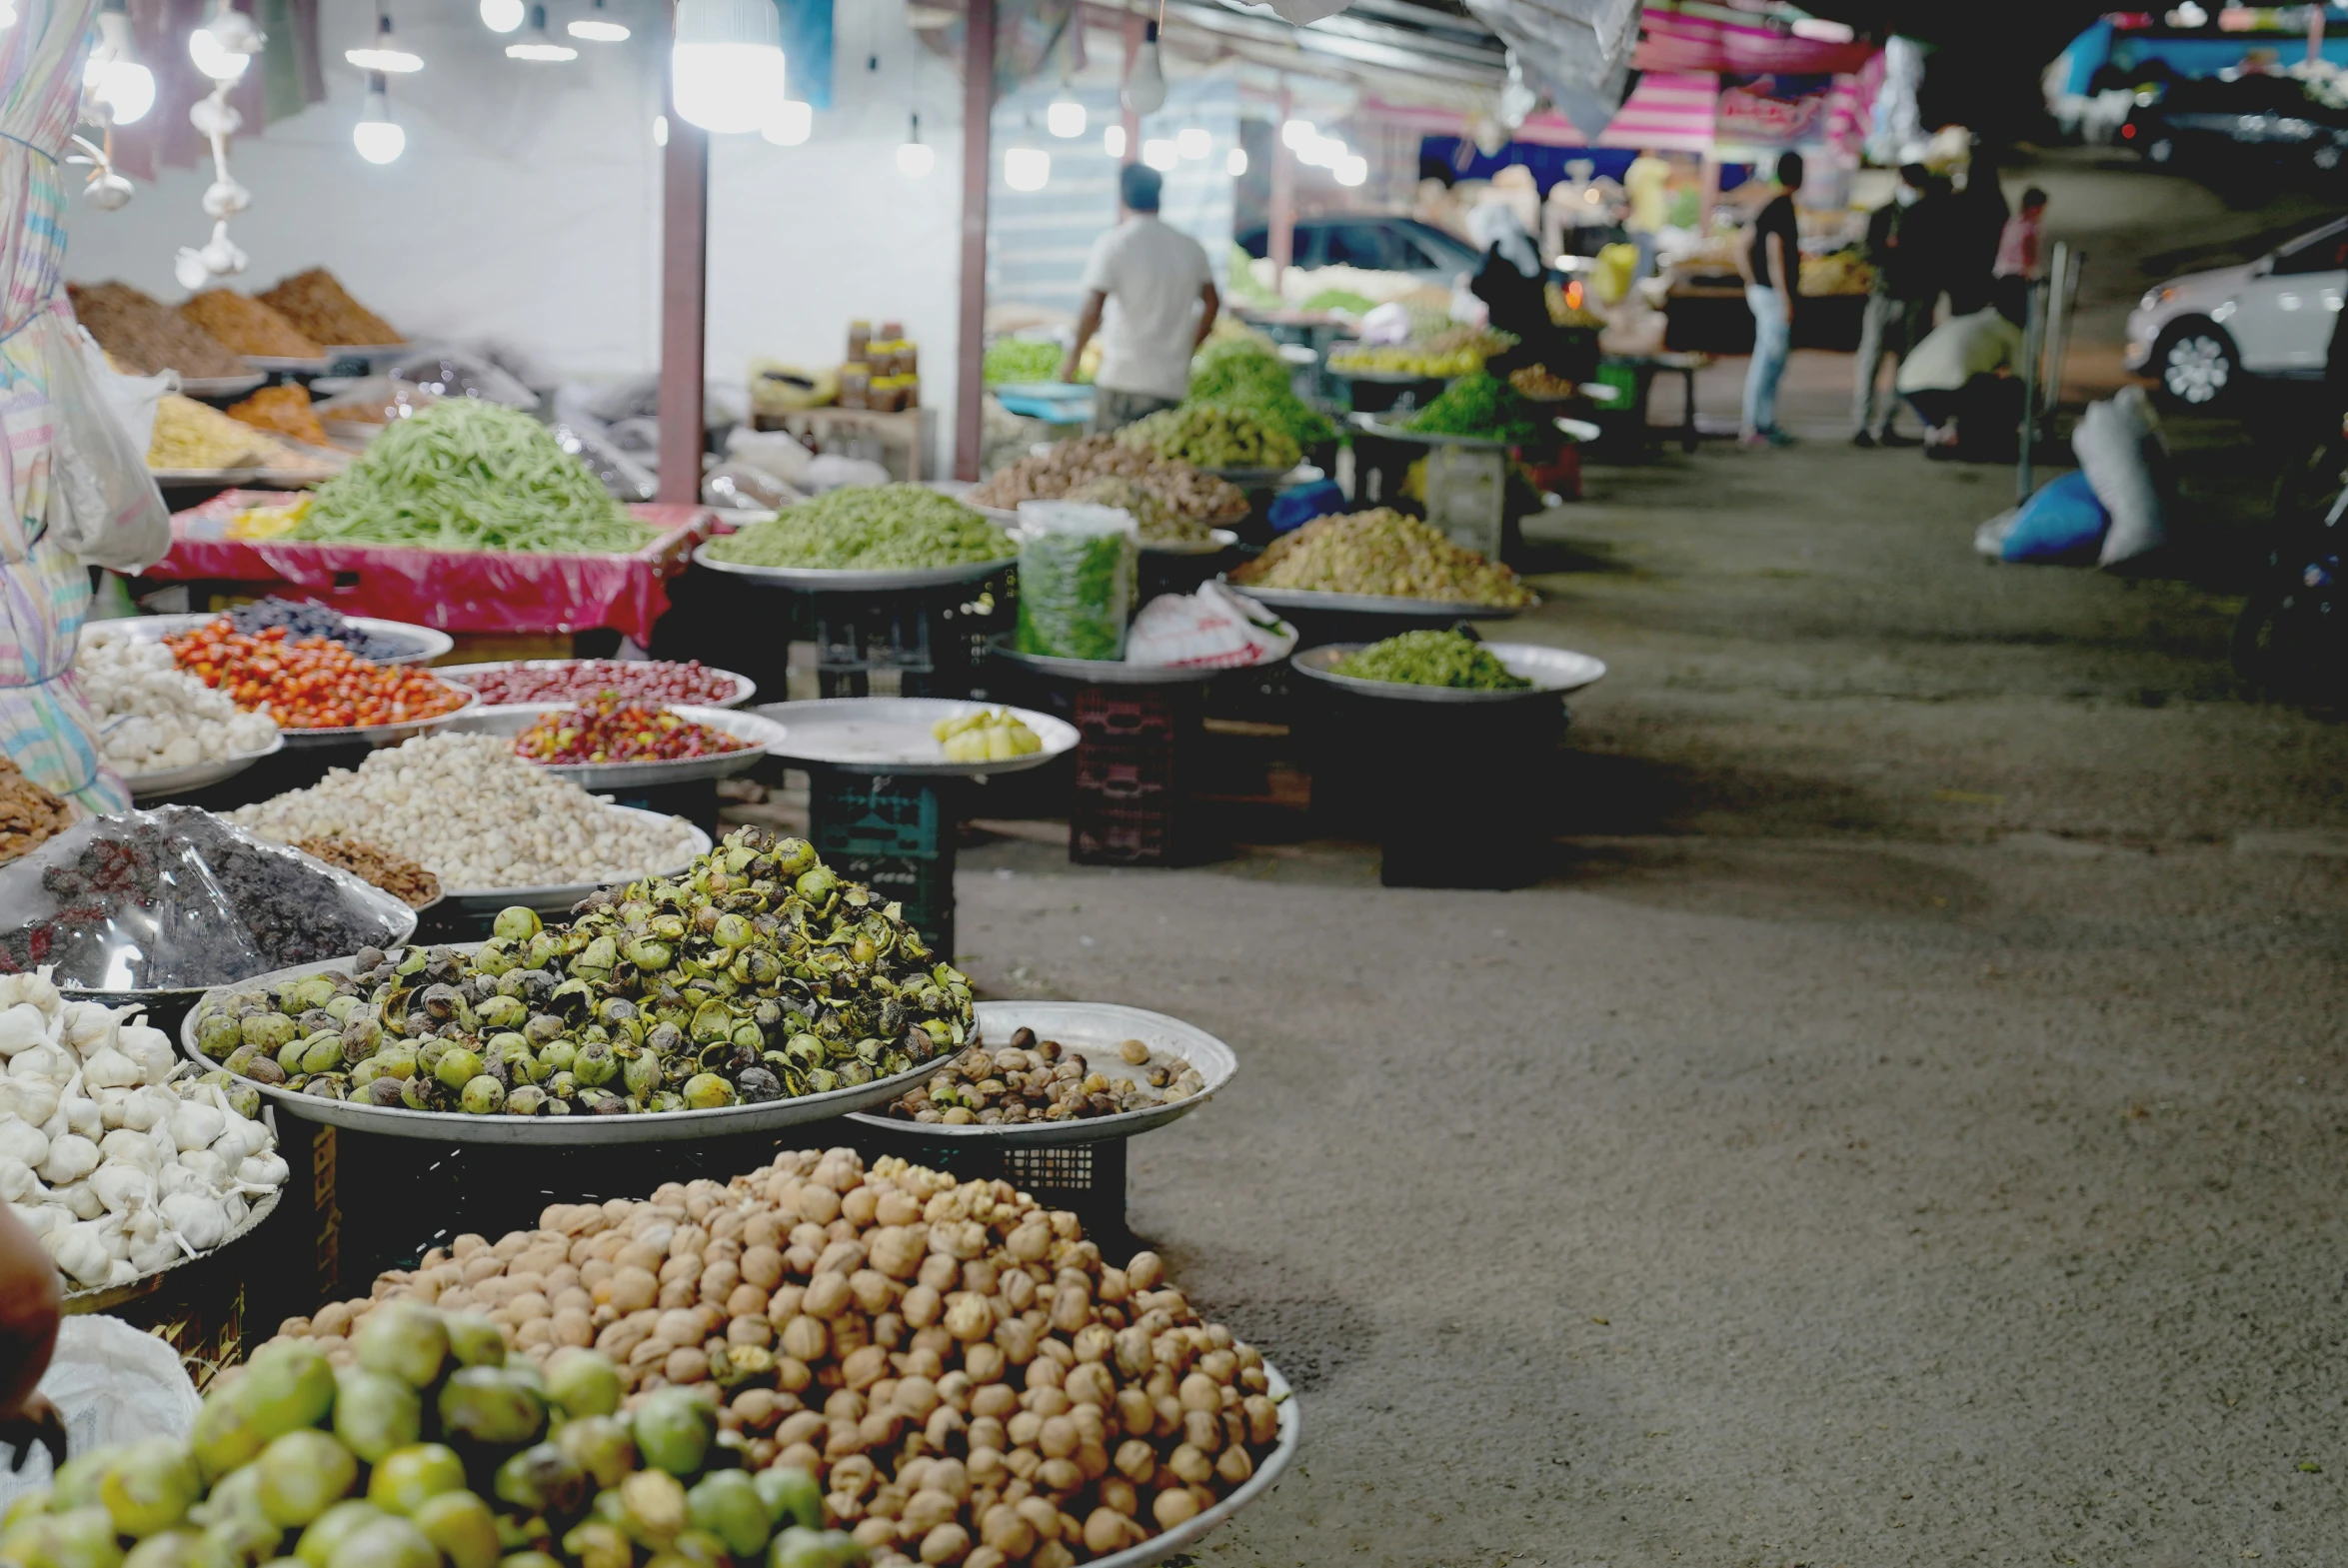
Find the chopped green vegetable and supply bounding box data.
[295,401,654,554]
[1407,372,1545,443]
[1184,340,1337,449]
[1331,630,1531,690]
[1297,289,1377,315]
[703,486,1011,570]
[1016,517,1134,661]
[982,339,1064,386]
[1118,405,1301,472]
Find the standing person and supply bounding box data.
[1947,154,2008,315]
[1467,202,1561,371]
[1852,163,1935,447]
[1063,164,1219,435]
[1993,185,2049,323]
[1623,148,1672,281]
[1737,151,1803,449]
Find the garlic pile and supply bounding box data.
[76,632,277,776]
[0,967,289,1290]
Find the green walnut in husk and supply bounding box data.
[1330,629,1532,690]
[3,1307,863,1568]
[187,829,972,1118]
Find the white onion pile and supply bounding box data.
[76,633,278,776]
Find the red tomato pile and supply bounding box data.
[162,623,470,731]
[453,659,742,706]
[513,694,747,766]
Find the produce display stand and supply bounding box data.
[1290,641,1604,888]
[754,697,1078,956]
[1349,416,1523,560]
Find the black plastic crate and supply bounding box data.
[844,1123,1138,1260]
[809,772,946,858]
[830,848,955,955]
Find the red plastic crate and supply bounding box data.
[1074,736,1179,803]
[1071,799,1183,865]
[1073,685,1188,744]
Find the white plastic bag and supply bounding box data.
[0,1314,202,1510]
[42,321,171,574]
[1127,583,1297,669]
[2078,386,2169,567]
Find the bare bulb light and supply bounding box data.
[569,0,629,40]
[672,0,787,134]
[1047,93,1086,138]
[1335,153,1367,187]
[1122,20,1166,115]
[763,98,812,146]
[1142,137,1177,171]
[507,5,578,58]
[347,15,423,72]
[1280,118,1314,151]
[897,112,934,176]
[1175,126,1209,160]
[354,75,405,163]
[1227,146,1246,176]
[1005,145,1051,191]
[481,0,525,32]
[1104,124,1126,158]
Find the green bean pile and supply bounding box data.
[1331,629,1531,690]
[704,485,1011,570]
[296,401,654,554]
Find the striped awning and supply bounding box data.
[1633,5,1877,75]
[1596,69,1717,151]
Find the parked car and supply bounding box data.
[2126,215,2347,406]
[1235,217,1484,283]
[2120,74,2348,173]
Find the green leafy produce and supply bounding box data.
[1118,405,1301,472]
[1230,507,1534,607]
[1184,340,1338,449]
[1,1315,865,1568]
[1332,629,1531,689]
[1298,288,1377,315]
[702,486,1010,571]
[187,825,974,1115]
[295,402,655,555]
[981,338,1063,386]
[1407,371,1545,443]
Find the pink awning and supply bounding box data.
[1633,5,1876,75]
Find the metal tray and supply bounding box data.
[436,662,758,710]
[62,1188,284,1314]
[985,637,1255,687]
[274,684,480,749]
[1351,413,1520,451]
[755,698,1078,777]
[1202,464,1311,487]
[1292,641,1606,702]
[693,542,1016,593]
[440,809,712,917]
[177,949,948,1144]
[95,612,454,667]
[1330,366,1453,384]
[1221,583,1534,620]
[1089,1360,1298,1568]
[124,734,286,801]
[177,373,267,399]
[440,703,783,789]
[1141,527,1241,557]
[848,1000,1234,1144]
[241,355,335,373]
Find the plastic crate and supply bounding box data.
[830,849,955,955]
[1074,734,1179,804]
[1071,799,1182,866]
[844,1124,1138,1260]
[809,773,945,859]
[1073,684,1190,744]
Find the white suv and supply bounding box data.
[2126,215,2346,406]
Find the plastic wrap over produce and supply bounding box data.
[0,807,416,992]
[1015,502,1139,662]
[147,494,713,641]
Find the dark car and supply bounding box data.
[2122,74,2348,173]
[1235,217,1484,282]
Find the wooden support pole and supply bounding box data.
[1122,12,1142,164]
[656,54,708,505]
[955,0,998,481]
[1270,77,1294,285]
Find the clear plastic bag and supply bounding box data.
[0,1316,203,1512]
[702,462,803,513]
[42,320,171,574]
[1014,503,1139,662]
[549,389,658,503]
[0,806,415,991]
[310,376,438,427]
[386,349,540,410]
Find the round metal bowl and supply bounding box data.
[94,612,455,667]
[1349,413,1521,451]
[1221,583,1535,620]
[438,809,712,918]
[435,662,758,711]
[177,373,267,399]
[755,698,1078,777]
[848,1000,1234,1145]
[1086,1360,1298,1568]
[178,949,952,1145]
[1291,641,1606,703]
[272,684,480,749]
[241,355,335,374]
[1140,527,1241,558]
[62,1188,284,1314]
[984,637,1257,687]
[124,733,286,802]
[439,703,783,789]
[693,542,1016,594]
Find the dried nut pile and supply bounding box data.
[274,1149,1285,1565]
[255,266,404,346]
[67,280,247,378]
[879,1030,1207,1126]
[1229,508,1534,607]
[293,837,442,908]
[179,289,327,358]
[0,761,71,867]
[968,438,1243,522]
[232,734,702,891]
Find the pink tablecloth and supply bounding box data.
[143,494,715,644]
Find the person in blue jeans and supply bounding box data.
[1739,151,1804,448]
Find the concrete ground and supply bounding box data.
[940,158,2348,1565]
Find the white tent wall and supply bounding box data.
[62,0,966,472]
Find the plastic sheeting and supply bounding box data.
[1463,0,1642,139]
[143,495,715,642]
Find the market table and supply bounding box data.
[692,544,1016,700]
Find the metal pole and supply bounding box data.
[655,34,708,507]
[2043,243,2078,439]
[2018,273,2043,502]
[954,0,999,481]
[1270,77,1294,288]
[1122,13,1141,165]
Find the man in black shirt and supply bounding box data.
[1739,151,1803,447]
[1852,163,1934,447]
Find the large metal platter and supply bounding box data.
[755,698,1078,777]
[1222,582,1534,620]
[693,542,1016,593]
[435,661,758,710]
[177,949,950,1144]
[984,636,1255,687]
[849,1000,1234,1145]
[274,684,480,749]
[124,733,286,801]
[242,355,335,373]
[1141,527,1241,557]
[1292,641,1606,703]
[440,809,712,917]
[177,373,267,399]
[1330,366,1453,384]
[1089,1361,1298,1568]
[1202,464,1311,487]
[439,703,783,789]
[94,612,455,667]
[62,1188,284,1313]
[1351,413,1519,451]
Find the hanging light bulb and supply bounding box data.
[569,0,629,42]
[897,111,935,176]
[1226,145,1246,176]
[1175,126,1209,160]
[672,0,787,134]
[763,98,812,146]
[189,0,263,83]
[1103,124,1126,159]
[84,1,156,125]
[353,71,406,163]
[481,0,525,32]
[347,13,423,71]
[1047,86,1086,139]
[1280,118,1314,151]
[1005,122,1051,192]
[1122,19,1166,115]
[1142,137,1177,171]
[506,5,578,59]
[1334,153,1367,187]
[654,114,670,145]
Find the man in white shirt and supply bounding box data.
[1895,296,2026,458]
[1062,164,1218,434]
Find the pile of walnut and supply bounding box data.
[269,1148,1283,1566]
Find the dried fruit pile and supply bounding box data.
[0,760,71,867]
[256,267,405,346]
[163,624,470,731]
[268,1148,1285,1563]
[451,662,743,708]
[513,698,750,768]
[67,280,247,378]
[179,289,328,358]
